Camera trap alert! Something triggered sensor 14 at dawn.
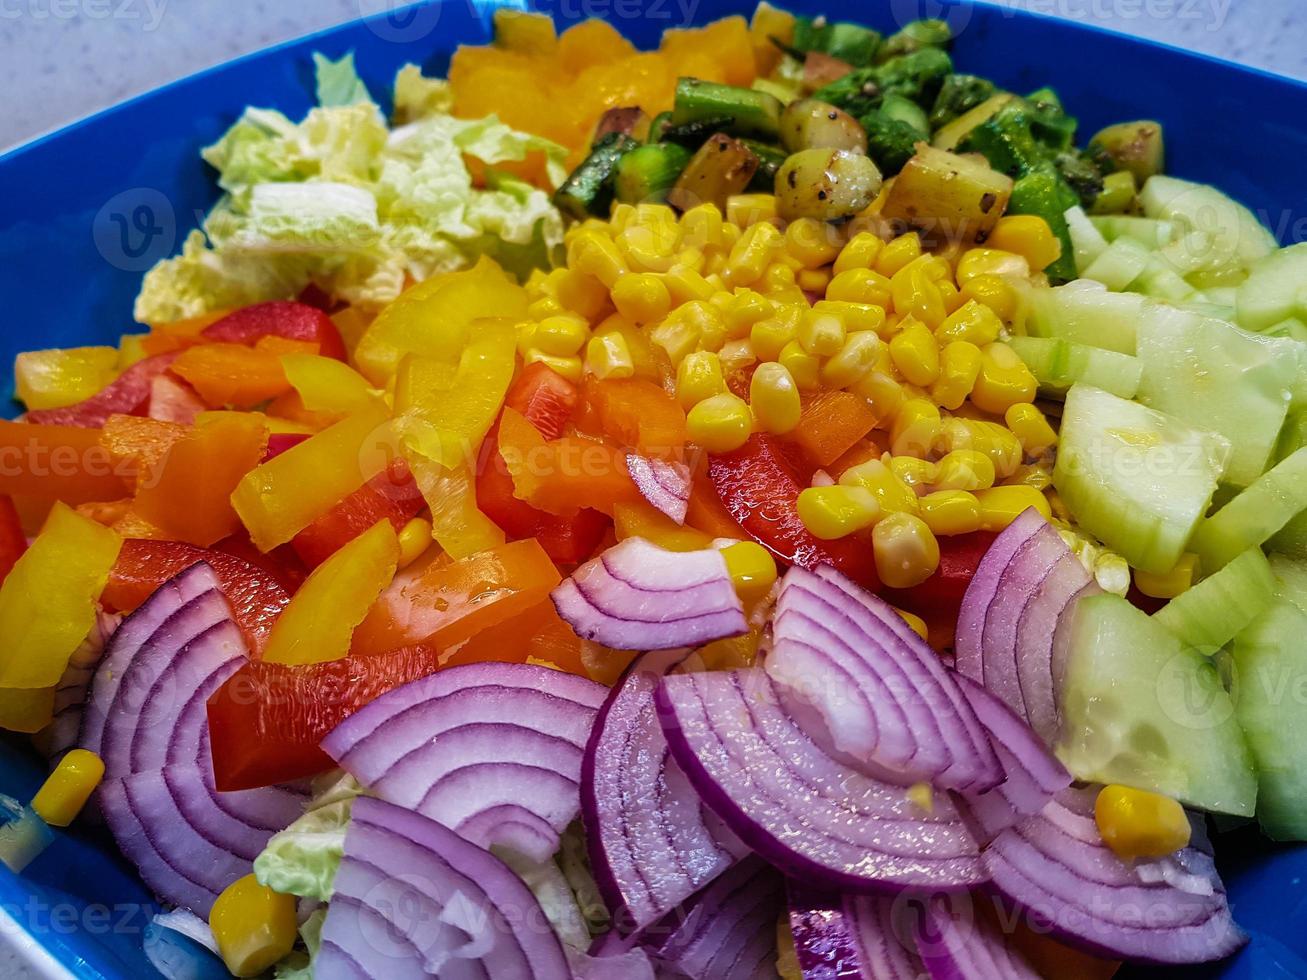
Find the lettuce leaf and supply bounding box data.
[252,773,363,904]
[392,63,453,124]
[313,52,373,108]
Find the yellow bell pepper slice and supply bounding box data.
[280,353,381,418]
[261,519,399,665]
[408,453,505,561]
[352,257,528,386]
[15,347,120,411]
[231,399,395,552]
[0,503,120,732]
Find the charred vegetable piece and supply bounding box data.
[1054,151,1105,208]
[662,115,737,147]
[802,51,855,92]
[1008,168,1080,282]
[742,139,789,191]
[878,18,953,62]
[779,99,868,154]
[648,110,674,142]
[929,74,997,130]
[1024,87,1077,152]
[861,111,925,174]
[1087,120,1165,183]
[1090,169,1138,214]
[615,143,695,205]
[668,134,760,213]
[880,145,1012,245]
[554,133,639,220]
[957,105,1047,179]
[672,78,783,140]
[932,92,1016,151]
[774,147,882,222]
[792,16,881,66]
[814,47,953,119]
[593,107,650,145]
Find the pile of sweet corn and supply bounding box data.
[520,196,1061,588]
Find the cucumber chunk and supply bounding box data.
[1134,306,1299,486]
[1063,205,1107,273]
[1080,236,1150,291]
[1236,243,1307,333]
[1057,593,1257,816]
[1153,547,1278,654]
[1024,280,1145,355]
[1139,175,1277,270]
[1007,336,1141,399]
[1089,214,1176,248]
[1053,385,1230,574]
[1192,448,1307,571]
[1233,599,1307,839]
[1270,554,1307,613]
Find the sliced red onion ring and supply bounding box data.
[656,669,986,893]
[321,662,606,864]
[552,538,747,651]
[584,650,743,936]
[913,894,1040,979]
[82,563,305,914]
[641,855,783,979]
[786,884,924,979]
[315,796,571,980]
[982,787,1245,964]
[39,608,120,763]
[765,565,1000,793]
[955,511,1098,743]
[627,454,692,525]
[954,675,1071,841]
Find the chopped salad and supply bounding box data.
[1,5,1305,979]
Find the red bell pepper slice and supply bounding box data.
[147,372,206,425]
[0,496,27,585]
[102,539,291,654]
[206,645,441,790]
[290,457,426,568]
[505,362,579,440]
[882,530,998,649]
[708,434,880,589]
[25,353,178,428]
[211,531,307,595]
[202,301,348,362]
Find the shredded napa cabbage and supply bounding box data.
[253,772,363,904]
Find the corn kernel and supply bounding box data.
[679,202,726,251]
[719,338,758,374]
[875,232,923,278]
[889,320,941,387]
[784,217,841,268]
[811,300,886,335]
[851,370,905,426]
[396,516,433,569]
[1135,553,1200,599]
[890,257,947,329]
[987,214,1063,272]
[873,512,940,588]
[889,455,937,491]
[960,274,1020,322]
[935,300,1003,347]
[933,449,996,492]
[721,540,778,601]
[750,362,802,434]
[826,268,892,307]
[687,393,753,452]
[533,314,589,356]
[648,316,700,366]
[760,261,798,294]
[555,269,611,321]
[798,310,846,357]
[611,273,671,325]
[677,351,727,408]
[930,341,983,411]
[524,267,550,294]
[938,417,1023,477]
[937,279,965,315]
[833,231,884,275]
[523,349,584,384]
[751,306,802,361]
[1002,461,1053,491]
[608,203,637,231]
[31,749,103,827]
[682,300,728,352]
[918,485,984,536]
[956,248,1031,284]
[889,397,941,458]
[726,194,779,228]
[893,606,929,642]
[724,220,783,287]
[778,340,821,390]
[974,485,1052,530]
[821,331,882,389]
[210,874,298,978]
[527,296,565,321]
[569,230,629,289]
[1094,785,1191,861]
[840,459,919,516]
[971,342,1038,415]
[662,262,716,305]
[796,267,833,294]
[1005,403,1058,456]
[594,315,657,379]
[725,289,774,338]
[798,485,881,540]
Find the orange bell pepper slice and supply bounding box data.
[613,501,714,552]
[141,310,233,357]
[789,390,878,468]
[99,415,188,488]
[171,342,293,409]
[684,466,749,540]
[439,600,588,678]
[352,538,560,656]
[582,378,686,458]
[0,420,131,504]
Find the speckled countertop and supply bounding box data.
[0,0,1304,151]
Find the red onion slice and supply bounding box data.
[955,509,1045,681]
[766,566,1001,793]
[786,885,924,979]
[656,669,986,893]
[552,538,748,650]
[81,563,305,914]
[316,796,571,980]
[641,855,783,979]
[321,662,606,864]
[627,454,692,525]
[913,894,1040,979]
[982,787,1245,964]
[583,650,742,936]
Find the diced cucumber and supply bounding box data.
[1007,336,1141,399]
[1063,205,1107,273]
[1192,448,1307,570]
[1053,385,1230,574]
[614,143,694,205]
[1270,554,1307,613]
[1236,243,1307,333]
[671,78,783,140]
[1269,416,1307,559]
[1233,599,1307,839]
[1134,306,1298,486]
[1080,236,1150,291]
[1133,260,1196,303]
[1174,299,1237,322]
[1025,280,1145,354]
[1089,214,1176,248]
[1056,593,1257,816]
[1186,263,1249,291]
[1265,317,1307,343]
[1153,548,1278,654]
[1140,175,1277,269]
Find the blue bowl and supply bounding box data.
[1,1,1305,976]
